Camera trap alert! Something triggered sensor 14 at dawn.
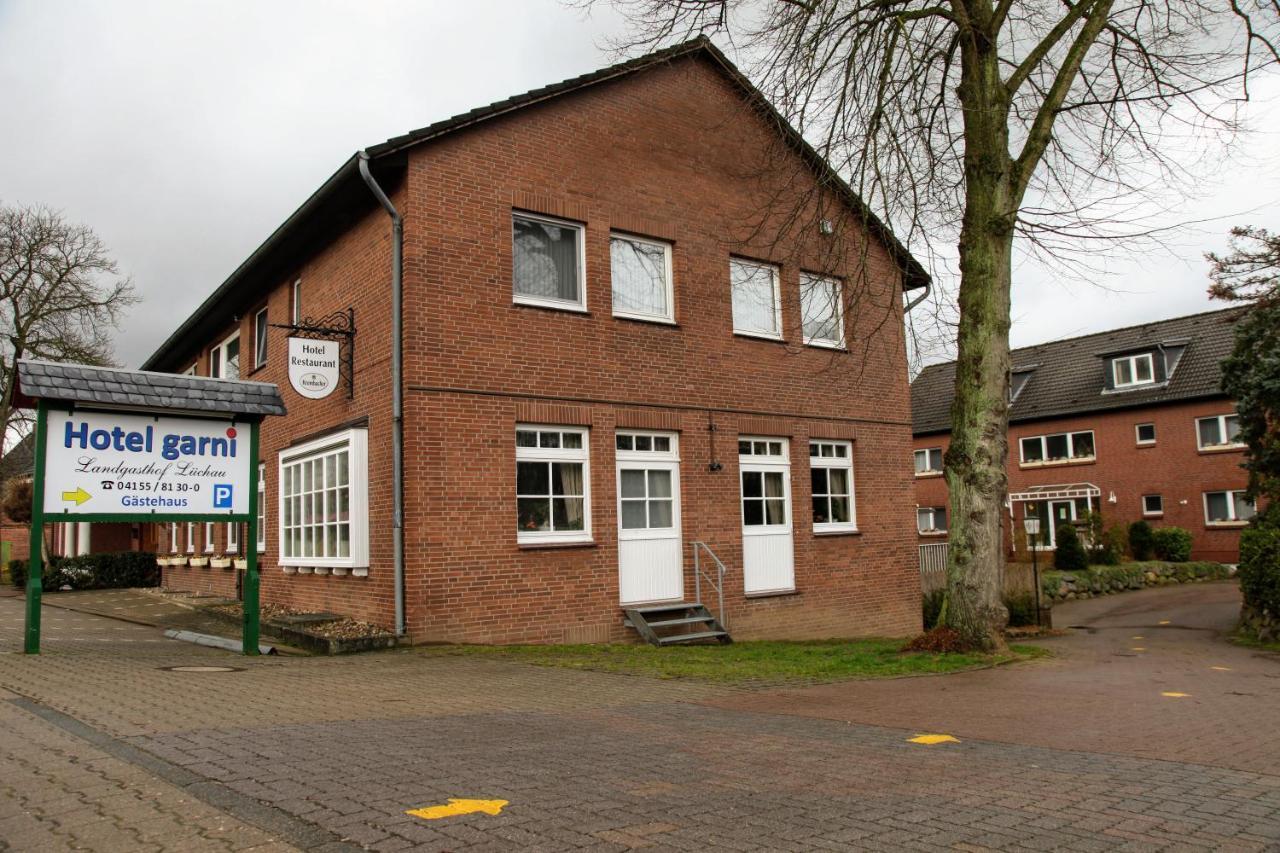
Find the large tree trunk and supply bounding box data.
[941,16,1016,651]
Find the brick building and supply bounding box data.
[139,39,930,643]
[912,307,1252,564]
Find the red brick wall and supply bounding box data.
[913,397,1251,562]
[156,53,924,641]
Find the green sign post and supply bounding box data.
[15,359,285,656]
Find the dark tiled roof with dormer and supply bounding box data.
[911,307,1246,435]
[16,360,286,418]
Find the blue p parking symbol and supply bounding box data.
[213,484,234,509]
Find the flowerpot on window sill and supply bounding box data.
[233,558,248,570]
[297,566,314,574]
[313,567,331,576]
[282,566,297,575]
[352,568,369,578]
[210,557,231,569]
[331,567,349,577]
[189,557,209,568]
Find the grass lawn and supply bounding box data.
[429,639,1048,685]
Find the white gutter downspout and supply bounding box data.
[357,151,405,637]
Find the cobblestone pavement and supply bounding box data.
[2,586,1280,851]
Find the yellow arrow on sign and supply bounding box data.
[406,799,508,821]
[61,487,91,506]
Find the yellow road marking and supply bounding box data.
[1158,620,1171,625]
[406,799,508,820]
[908,734,960,745]
[1161,692,1191,698]
[1131,636,1144,640]
[1131,647,1146,652]
[1211,666,1232,671]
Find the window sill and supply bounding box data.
[733,331,787,344]
[814,528,861,537]
[1136,441,1156,448]
[613,312,677,327]
[745,588,799,599]
[803,340,846,352]
[1019,457,1096,470]
[1205,521,1249,529]
[513,297,589,315]
[1198,445,1245,455]
[518,539,596,550]
[915,471,944,479]
[918,531,948,538]
[1143,513,1164,519]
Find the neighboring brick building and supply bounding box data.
[139,38,931,643]
[912,307,1252,564]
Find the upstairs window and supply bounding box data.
[1112,353,1155,389]
[730,258,782,339]
[1136,423,1156,445]
[513,213,585,311]
[799,273,844,348]
[1204,490,1255,525]
[810,440,855,532]
[917,507,947,535]
[209,332,240,381]
[1020,430,1095,464]
[1010,369,1034,403]
[253,307,268,369]
[516,426,590,543]
[292,279,302,324]
[610,233,673,323]
[914,447,943,475]
[1197,414,1242,450]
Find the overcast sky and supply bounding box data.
[2,0,1278,370]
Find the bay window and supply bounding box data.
[799,273,844,348]
[730,258,782,339]
[611,233,673,322]
[810,440,855,532]
[512,213,585,311]
[279,428,369,570]
[516,426,591,543]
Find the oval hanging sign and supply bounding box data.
[288,338,340,400]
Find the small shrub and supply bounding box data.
[9,559,72,590]
[902,627,971,654]
[1152,527,1193,562]
[9,552,157,591]
[1089,524,1127,566]
[1004,594,1038,627]
[1239,525,1280,616]
[922,588,945,630]
[1054,523,1088,571]
[1129,520,1154,560]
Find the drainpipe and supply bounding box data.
[358,151,405,637]
[903,280,931,313]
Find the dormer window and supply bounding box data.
[1112,353,1154,389]
[1009,368,1034,404]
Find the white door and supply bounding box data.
[739,437,795,594]
[616,431,684,604]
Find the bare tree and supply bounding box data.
[593,0,1279,648]
[1,203,135,451]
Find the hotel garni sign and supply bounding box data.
[42,409,252,516]
[287,338,340,400]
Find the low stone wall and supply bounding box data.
[1239,603,1279,642]
[1042,561,1231,604]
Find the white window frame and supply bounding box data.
[810,440,856,533]
[914,447,943,476]
[1196,414,1243,450]
[169,522,179,553]
[799,273,845,349]
[1142,494,1163,516]
[182,364,197,377]
[292,279,302,325]
[1203,489,1255,526]
[610,232,674,324]
[730,257,783,340]
[917,506,947,536]
[515,425,592,544]
[185,522,195,554]
[253,307,268,369]
[203,522,216,553]
[1113,353,1155,389]
[615,430,680,537]
[1135,423,1156,446]
[209,331,241,381]
[256,463,266,552]
[1019,430,1096,465]
[226,520,240,554]
[278,428,370,569]
[512,212,587,313]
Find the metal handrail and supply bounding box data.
[690,541,728,630]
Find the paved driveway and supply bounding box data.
[2,583,1279,851]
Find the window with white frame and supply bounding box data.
[1204,490,1255,525]
[209,332,240,380]
[917,506,947,534]
[169,522,179,553]
[799,273,844,348]
[512,213,585,310]
[292,279,302,324]
[185,522,195,553]
[1196,414,1242,450]
[204,522,215,553]
[182,364,197,376]
[617,431,678,531]
[810,440,855,531]
[1020,430,1095,464]
[1136,423,1156,445]
[1142,494,1163,516]
[739,437,790,528]
[610,233,673,322]
[516,426,590,543]
[730,258,782,339]
[253,307,268,369]
[1112,353,1155,388]
[256,463,266,552]
[914,447,943,475]
[279,428,369,568]
[226,520,240,554]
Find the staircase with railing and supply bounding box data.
[623,541,732,646]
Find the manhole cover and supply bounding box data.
[161,665,241,673]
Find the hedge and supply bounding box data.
[1239,525,1280,619]
[1151,527,1193,562]
[9,552,158,591]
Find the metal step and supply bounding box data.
[645,615,715,628]
[625,602,700,614]
[656,630,730,645]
